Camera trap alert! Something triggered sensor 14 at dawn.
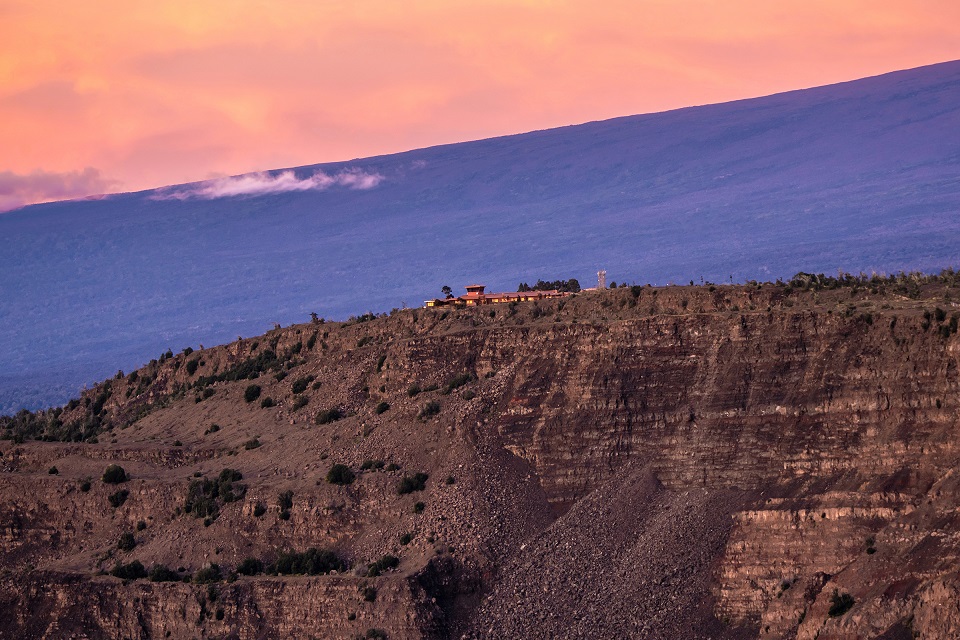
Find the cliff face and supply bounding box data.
[3,282,960,639]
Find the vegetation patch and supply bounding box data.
[101,464,128,484]
[315,408,343,425]
[183,469,246,522]
[828,590,855,617]
[398,472,429,495]
[326,464,356,485]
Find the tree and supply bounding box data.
[441,285,453,299]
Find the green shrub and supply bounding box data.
[828,590,855,617]
[291,376,315,394]
[376,355,387,372]
[413,501,425,514]
[418,401,440,419]
[271,548,345,575]
[186,359,200,375]
[326,464,355,485]
[365,555,399,577]
[194,564,222,584]
[118,532,136,551]
[315,408,343,425]
[375,402,390,415]
[79,479,91,492]
[260,397,275,408]
[110,560,147,580]
[407,384,421,397]
[236,557,264,576]
[136,520,147,531]
[244,438,261,450]
[108,489,129,508]
[443,372,474,394]
[48,466,58,475]
[400,532,413,545]
[398,472,429,495]
[365,629,387,639]
[253,502,266,517]
[102,464,128,484]
[183,469,246,520]
[278,489,294,512]
[291,395,309,411]
[244,385,262,403]
[361,585,378,602]
[360,459,385,471]
[149,564,180,582]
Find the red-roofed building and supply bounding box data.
[425,284,568,307]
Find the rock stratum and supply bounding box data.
[3,276,960,639]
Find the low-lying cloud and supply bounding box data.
[0,167,117,212]
[153,168,383,200]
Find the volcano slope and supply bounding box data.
[4,276,960,639]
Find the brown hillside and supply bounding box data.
[3,277,960,639]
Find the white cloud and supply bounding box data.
[152,168,383,200]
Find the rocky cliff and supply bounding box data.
[3,276,960,639]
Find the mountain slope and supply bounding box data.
[3,60,960,411]
[5,280,960,638]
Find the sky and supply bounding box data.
[1,0,959,211]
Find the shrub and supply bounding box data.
[462,389,475,401]
[413,501,425,514]
[149,564,180,582]
[102,464,128,484]
[271,548,345,575]
[374,402,390,415]
[385,463,400,472]
[79,479,91,492]
[253,502,266,517]
[291,395,309,411]
[400,532,413,545]
[376,355,387,372]
[291,376,315,394]
[326,464,355,485]
[48,466,58,475]
[183,469,246,520]
[244,385,262,403]
[315,408,343,425]
[260,397,275,408]
[186,359,200,375]
[418,401,440,419]
[828,590,855,616]
[445,476,455,485]
[278,489,294,519]
[244,438,261,450]
[136,520,147,531]
[443,372,474,394]
[361,585,378,602]
[110,560,147,580]
[194,563,223,584]
[173,440,182,447]
[365,628,387,639]
[118,532,136,551]
[366,555,399,577]
[398,472,429,495]
[360,459,385,471]
[108,489,129,508]
[236,557,264,576]
[407,384,421,397]
[206,424,220,434]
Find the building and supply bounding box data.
[424,284,569,308]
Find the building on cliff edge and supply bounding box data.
[424,284,569,308]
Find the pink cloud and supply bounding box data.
[0,167,117,211]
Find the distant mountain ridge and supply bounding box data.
[3,59,960,412]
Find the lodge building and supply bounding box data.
[424,284,568,308]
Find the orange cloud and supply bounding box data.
[1,0,958,206]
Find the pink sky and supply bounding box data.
[1,0,959,210]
